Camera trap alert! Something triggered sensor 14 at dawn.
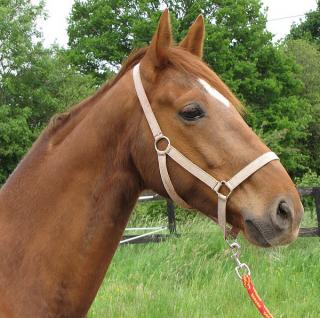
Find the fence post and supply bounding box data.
[314,187,320,229]
[166,200,177,234]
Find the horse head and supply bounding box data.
[131,10,303,247]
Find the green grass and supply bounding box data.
[88,206,320,318]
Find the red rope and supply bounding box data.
[242,274,274,318]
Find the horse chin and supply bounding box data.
[243,220,272,247]
[243,218,299,248]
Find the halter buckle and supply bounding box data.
[154,134,171,155]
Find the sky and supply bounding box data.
[31,0,318,47]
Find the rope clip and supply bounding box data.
[227,240,251,279]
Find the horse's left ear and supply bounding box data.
[179,15,205,58]
[146,9,173,67]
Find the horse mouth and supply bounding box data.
[244,219,271,247]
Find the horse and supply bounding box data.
[0,9,303,317]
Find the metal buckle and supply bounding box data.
[154,135,171,155]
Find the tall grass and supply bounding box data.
[88,203,320,318]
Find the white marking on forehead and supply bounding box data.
[197,78,230,108]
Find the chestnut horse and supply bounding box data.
[0,10,303,318]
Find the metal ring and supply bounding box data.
[229,242,241,250]
[226,238,240,248]
[235,263,251,279]
[154,135,171,155]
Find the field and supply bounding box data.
[88,202,320,318]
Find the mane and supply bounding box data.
[47,45,243,139]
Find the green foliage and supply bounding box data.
[285,40,320,99]
[295,170,320,187]
[0,106,35,183]
[249,96,312,174]
[0,0,44,78]
[67,0,163,81]
[284,39,320,175]
[286,1,320,178]
[67,0,273,86]
[289,1,320,47]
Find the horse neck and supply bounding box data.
[0,71,142,317]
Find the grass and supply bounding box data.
[88,203,320,318]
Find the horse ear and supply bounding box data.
[179,15,205,58]
[146,9,173,67]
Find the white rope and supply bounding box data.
[124,227,165,231]
[120,227,167,244]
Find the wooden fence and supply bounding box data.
[298,187,320,237]
[122,187,320,243]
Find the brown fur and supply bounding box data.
[0,11,302,317]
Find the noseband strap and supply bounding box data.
[133,63,279,238]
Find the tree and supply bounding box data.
[284,39,320,174]
[289,1,320,48]
[67,0,273,86]
[67,0,163,81]
[286,1,320,176]
[0,0,44,79]
[0,106,35,184]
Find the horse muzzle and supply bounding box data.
[243,198,303,247]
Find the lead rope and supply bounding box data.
[228,240,274,318]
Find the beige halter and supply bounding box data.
[133,63,279,238]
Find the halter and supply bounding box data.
[133,63,279,238]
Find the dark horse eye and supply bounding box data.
[179,103,205,121]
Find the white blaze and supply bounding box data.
[197,78,230,108]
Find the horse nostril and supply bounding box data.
[277,202,291,220]
[274,201,293,230]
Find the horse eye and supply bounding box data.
[179,103,205,121]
